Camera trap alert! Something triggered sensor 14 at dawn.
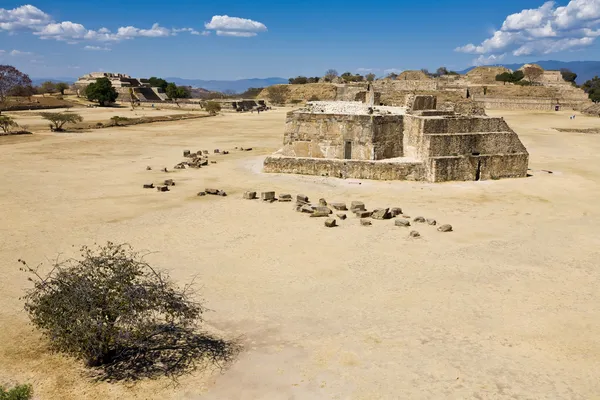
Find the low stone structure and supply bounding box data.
[263,95,529,182]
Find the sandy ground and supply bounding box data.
[1,107,600,399]
[4,106,202,132]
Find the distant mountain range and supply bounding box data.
[31,60,600,93]
[164,77,288,93]
[459,60,600,84]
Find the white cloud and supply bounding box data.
[84,45,111,51]
[205,15,266,37]
[383,68,404,75]
[0,5,206,44]
[356,68,380,73]
[216,30,257,37]
[10,49,33,56]
[456,0,600,57]
[0,4,51,31]
[473,53,506,66]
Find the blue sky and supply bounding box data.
[1,0,599,79]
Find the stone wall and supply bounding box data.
[264,155,425,181]
[281,112,404,160]
[472,96,581,111]
[427,154,529,182]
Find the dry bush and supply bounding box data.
[21,243,239,381]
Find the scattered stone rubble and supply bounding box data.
[242,190,454,235]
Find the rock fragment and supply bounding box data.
[146,166,152,171]
[351,201,365,212]
[409,230,421,238]
[143,183,154,189]
[371,208,392,220]
[437,224,453,232]
[360,219,372,226]
[310,207,332,217]
[297,194,309,204]
[243,191,257,200]
[413,216,426,223]
[157,186,169,192]
[395,219,410,227]
[355,210,372,218]
[337,213,347,220]
[319,198,328,206]
[197,191,206,196]
[324,218,337,228]
[164,179,175,186]
[183,150,191,157]
[391,207,403,217]
[331,203,347,211]
[427,218,437,226]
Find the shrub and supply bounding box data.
[266,85,290,105]
[40,112,83,131]
[0,115,18,133]
[21,243,239,381]
[109,116,130,126]
[205,101,222,115]
[0,383,33,400]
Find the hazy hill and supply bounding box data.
[460,60,600,83]
[164,77,287,93]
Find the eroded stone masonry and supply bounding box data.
[264,93,529,182]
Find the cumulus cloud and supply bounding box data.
[205,15,267,37]
[383,68,404,75]
[456,0,600,57]
[473,53,506,66]
[1,4,205,44]
[0,4,51,31]
[9,49,33,56]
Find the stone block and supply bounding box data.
[360,219,372,226]
[325,218,337,228]
[319,198,328,206]
[183,150,191,157]
[243,191,257,200]
[371,208,392,220]
[395,219,410,227]
[351,201,366,211]
[261,191,276,201]
[205,188,219,195]
[355,210,372,218]
[143,183,154,189]
[214,149,220,153]
[297,194,309,204]
[409,230,421,238]
[311,207,332,217]
[391,207,403,217]
[197,191,206,196]
[203,150,209,155]
[164,179,175,186]
[300,204,315,214]
[413,216,426,223]
[337,213,347,220]
[146,166,152,171]
[157,186,169,192]
[279,195,292,203]
[331,203,347,211]
[427,218,437,226]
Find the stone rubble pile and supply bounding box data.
[242,191,454,235]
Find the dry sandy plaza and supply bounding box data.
[1,106,600,399]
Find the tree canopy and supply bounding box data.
[85,78,118,106]
[148,77,168,91]
[0,65,32,103]
[324,69,338,82]
[55,82,70,95]
[266,85,290,104]
[41,81,56,95]
[495,70,525,84]
[560,69,577,84]
[166,83,191,101]
[582,76,600,102]
[0,115,19,133]
[340,72,364,82]
[40,112,83,131]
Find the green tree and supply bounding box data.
[40,112,83,131]
[582,76,600,102]
[55,82,70,95]
[495,72,512,84]
[85,78,118,106]
[165,83,178,100]
[289,76,308,84]
[0,115,18,133]
[366,73,376,82]
[204,101,221,115]
[8,84,35,100]
[148,77,168,91]
[175,86,191,99]
[436,67,449,76]
[560,69,577,84]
